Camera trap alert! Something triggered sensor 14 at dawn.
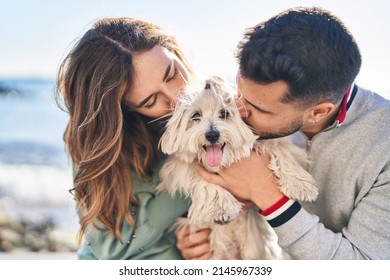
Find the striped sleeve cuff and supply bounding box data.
[258,195,301,227]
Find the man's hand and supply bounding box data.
[196,150,284,210]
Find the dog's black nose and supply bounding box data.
[205,128,220,143]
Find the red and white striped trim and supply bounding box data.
[259,196,295,220]
[259,196,288,217]
[259,195,301,227]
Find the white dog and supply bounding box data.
[156,77,318,259]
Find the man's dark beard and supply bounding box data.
[257,118,302,140]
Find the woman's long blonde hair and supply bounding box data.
[56,17,192,243]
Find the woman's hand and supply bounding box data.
[175,225,211,260]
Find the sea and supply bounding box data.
[0,78,79,242]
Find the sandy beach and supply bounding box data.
[0,250,77,260]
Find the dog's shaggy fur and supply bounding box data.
[156,77,318,259]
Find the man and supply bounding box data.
[196,7,390,259]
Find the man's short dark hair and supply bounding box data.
[236,6,362,107]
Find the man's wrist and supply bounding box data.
[258,196,301,228]
[258,195,289,216]
[253,191,284,211]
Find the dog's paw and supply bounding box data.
[213,209,232,224]
[212,203,242,224]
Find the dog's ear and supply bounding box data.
[159,102,187,155]
[205,76,236,104]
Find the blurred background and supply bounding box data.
[1,0,389,259]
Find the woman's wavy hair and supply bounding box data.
[56,17,192,243]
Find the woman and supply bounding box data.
[56,17,210,259]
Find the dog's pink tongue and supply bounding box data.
[205,144,223,167]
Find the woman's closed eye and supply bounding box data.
[166,67,179,82]
[142,68,179,109]
[144,93,159,109]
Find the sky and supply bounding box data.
[1,0,389,96]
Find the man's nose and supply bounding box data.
[238,105,249,119]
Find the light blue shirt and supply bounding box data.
[77,160,190,260]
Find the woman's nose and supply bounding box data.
[167,86,185,109]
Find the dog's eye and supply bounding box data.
[191,112,201,121]
[219,109,229,119]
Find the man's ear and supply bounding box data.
[308,102,335,123]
